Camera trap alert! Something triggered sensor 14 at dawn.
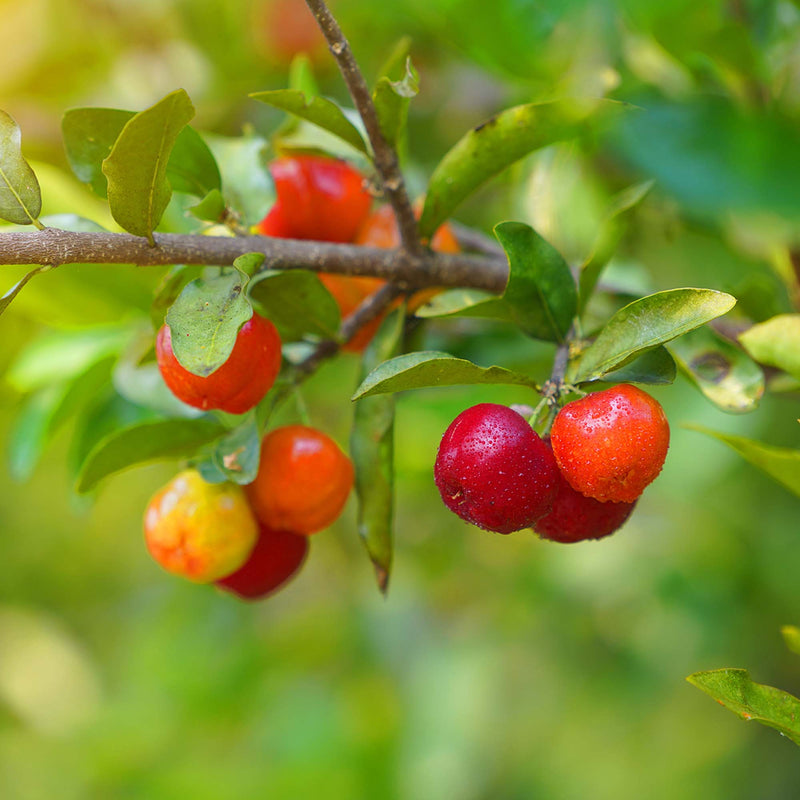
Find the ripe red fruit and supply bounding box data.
[434,403,558,534]
[156,314,282,415]
[550,384,670,503]
[216,524,309,600]
[256,155,372,243]
[534,445,637,543]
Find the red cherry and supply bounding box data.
[550,384,670,503]
[534,445,637,543]
[258,155,372,243]
[256,202,294,238]
[216,524,308,600]
[434,403,558,534]
[156,314,282,415]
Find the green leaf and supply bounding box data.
[248,270,341,341]
[419,99,624,240]
[494,221,577,342]
[351,308,404,594]
[686,425,800,498]
[165,125,222,197]
[288,54,319,97]
[165,267,253,377]
[352,351,539,400]
[0,110,42,226]
[669,326,764,414]
[151,264,199,329]
[376,36,412,84]
[781,625,800,657]
[687,669,800,746]
[189,188,227,223]
[740,315,800,382]
[413,288,512,322]
[579,180,654,310]
[102,89,195,242]
[195,414,261,485]
[250,89,369,155]
[373,57,419,150]
[76,418,227,493]
[571,288,737,384]
[597,346,676,385]
[0,266,49,317]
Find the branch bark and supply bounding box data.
[304,0,423,257]
[0,227,508,292]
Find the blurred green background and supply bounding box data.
[2,0,800,796]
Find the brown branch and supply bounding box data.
[304,0,423,257]
[0,227,508,291]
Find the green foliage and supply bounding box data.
[0,110,42,226]
[195,414,262,485]
[373,57,419,150]
[102,89,196,242]
[350,307,404,593]
[739,315,800,382]
[596,345,676,386]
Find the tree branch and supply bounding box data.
[0,227,508,292]
[304,0,423,257]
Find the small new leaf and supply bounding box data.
[352,351,539,400]
[0,110,42,226]
[102,89,195,242]
[165,268,253,377]
[373,57,419,149]
[250,89,369,155]
[571,288,736,383]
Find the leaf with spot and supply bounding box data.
[165,267,253,377]
[0,110,42,226]
[102,89,195,242]
[195,414,262,485]
[669,326,763,413]
[687,669,800,746]
[570,289,737,384]
[351,307,404,594]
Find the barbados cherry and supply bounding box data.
[144,470,258,583]
[257,155,372,243]
[434,403,558,534]
[245,424,354,535]
[156,313,282,415]
[534,444,637,543]
[550,383,670,504]
[216,524,309,600]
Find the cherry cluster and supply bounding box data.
[435,385,670,543]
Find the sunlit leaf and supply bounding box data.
[739,314,800,382]
[288,54,320,96]
[495,221,577,342]
[0,266,49,317]
[413,288,511,322]
[248,270,341,341]
[571,289,736,383]
[0,110,42,226]
[687,668,800,746]
[597,345,676,385]
[165,267,253,377]
[76,418,226,493]
[686,425,800,498]
[419,99,624,240]
[351,308,404,593]
[250,89,369,155]
[352,351,539,400]
[781,626,800,657]
[189,189,227,223]
[373,57,419,150]
[670,326,763,413]
[102,89,195,242]
[165,125,221,197]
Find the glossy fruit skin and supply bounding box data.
[156,314,282,415]
[216,524,309,600]
[245,425,354,535]
[550,384,670,503]
[534,444,637,543]
[144,470,258,583]
[434,403,559,534]
[257,155,372,243]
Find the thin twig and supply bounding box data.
[0,228,508,291]
[304,0,423,257]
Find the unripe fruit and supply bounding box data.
[245,425,354,535]
[257,155,372,243]
[550,384,670,503]
[434,403,558,534]
[534,444,637,543]
[144,470,258,583]
[156,314,282,415]
[216,524,309,600]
